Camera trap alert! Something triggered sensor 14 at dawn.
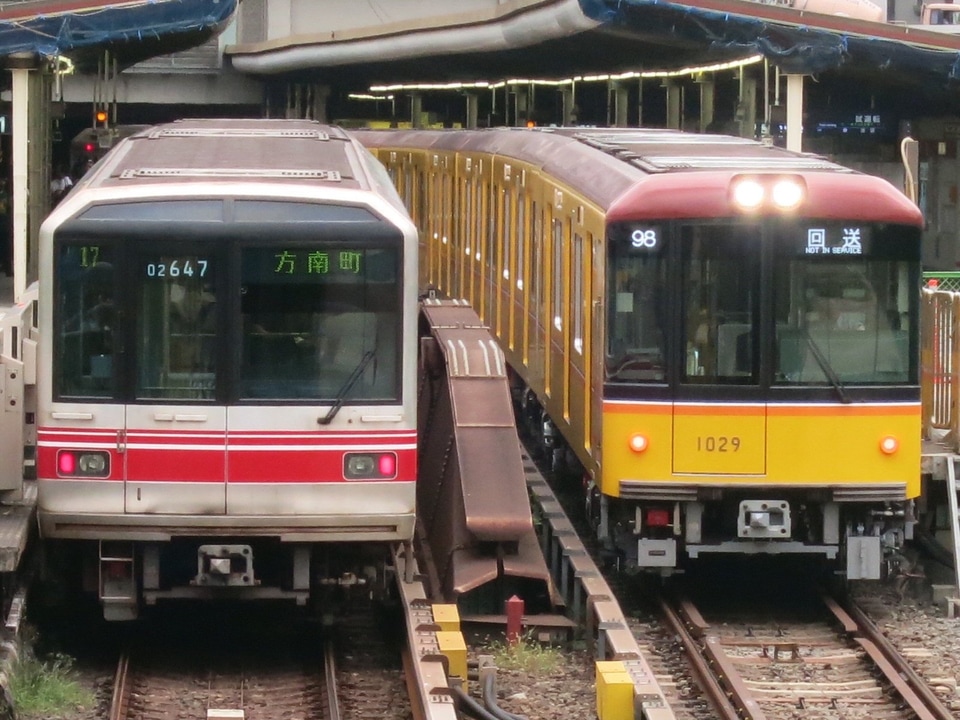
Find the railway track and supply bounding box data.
[658,583,956,720]
[525,439,959,720]
[105,548,455,720]
[107,608,331,720]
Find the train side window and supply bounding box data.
[572,233,584,354]
[55,243,117,399]
[553,219,564,331]
[516,194,526,291]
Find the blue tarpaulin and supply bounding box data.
[583,0,960,80]
[0,0,236,59]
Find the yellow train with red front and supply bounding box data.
[357,127,923,579]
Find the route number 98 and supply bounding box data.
[631,229,658,249]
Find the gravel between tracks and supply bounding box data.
[15,572,960,720]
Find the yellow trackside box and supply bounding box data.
[437,630,468,681]
[432,603,461,632]
[596,660,634,720]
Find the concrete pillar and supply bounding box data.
[7,53,50,302]
[737,74,758,139]
[663,80,682,130]
[560,86,576,126]
[785,74,804,152]
[637,78,643,127]
[698,76,715,133]
[410,93,423,128]
[610,81,629,127]
[512,86,529,127]
[465,93,478,129]
[312,85,330,123]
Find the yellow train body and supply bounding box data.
[602,402,920,496]
[358,127,924,577]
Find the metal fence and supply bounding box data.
[923,272,960,292]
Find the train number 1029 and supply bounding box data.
[696,436,741,452]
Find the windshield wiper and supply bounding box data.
[801,329,850,404]
[318,350,376,425]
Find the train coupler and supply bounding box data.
[194,544,256,587]
[738,500,791,539]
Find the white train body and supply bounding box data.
[34,120,419,618]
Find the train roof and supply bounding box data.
[82,118,378,194]
[355,127,923,225]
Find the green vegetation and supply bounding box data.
[9,650,95,719]
[487,633,563,674]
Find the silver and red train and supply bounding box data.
[36,119,419,619]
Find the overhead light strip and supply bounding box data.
[369,54,764,93]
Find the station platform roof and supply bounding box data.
[224,0,960,114]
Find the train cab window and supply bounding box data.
[239,245,400,402]
[681,226,760,384]
[773,223,918,385]
[135,252,217,400]
[55,244,117,399]
[605,224,667,382]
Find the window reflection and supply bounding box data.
[239,246,400,401]
[136,255,216,400]
[774,259,913,384]
[56,244,116,398]
[680,226,760,384]
[606,228,666,382]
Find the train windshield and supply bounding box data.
[53,237,402,404]
[772,223,916,385]
[605,221,919,388]
[239,246,399,400]
[56,245,117,398]
[606,225,667,382]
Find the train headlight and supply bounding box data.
[731,178,765,211]
[879,436,899,455]
[344,452,398,480]
[771,178,805,210]
[730,175,807,212]
[57,450,110,477]
[628,434,649,453]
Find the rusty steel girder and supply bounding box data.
[417,299,552,614]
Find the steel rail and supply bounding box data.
[658,596,743,720]
[324,638,342,720]
[824,593,955,720]
[107,651,131,720]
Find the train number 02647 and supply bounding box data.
[696,436,741,452]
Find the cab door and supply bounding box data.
[672,225,766,476]
[123,243,226,514]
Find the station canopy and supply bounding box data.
[224,0,960,115]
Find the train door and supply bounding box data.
[672,224,766,475]
[590,233,604,459]
[444,165,455,293]
[548,210,568,415]
[515,188,528,364]
[568,227,589,450]
[48,241,127,514]
[123,242,227,514]
[498,177,511,342]
[529,198,546,392]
